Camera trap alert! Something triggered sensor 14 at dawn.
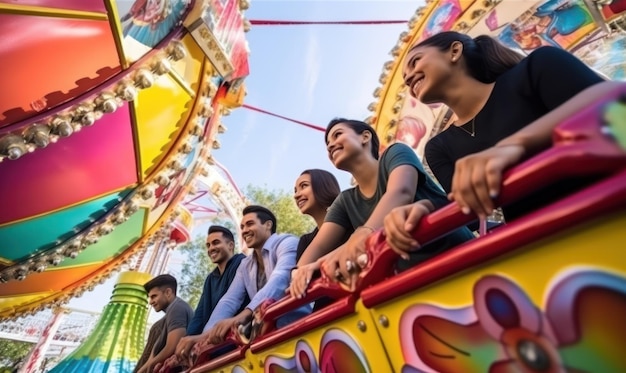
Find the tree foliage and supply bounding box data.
[177,185,314,307]
[178,236,213,309]
[244,185,315,237]
[0,338,32,369]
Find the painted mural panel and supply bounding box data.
[116,0,191,62]
[498,0,598,52]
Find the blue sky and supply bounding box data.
[215,0,421,193]
[69,0,421,314]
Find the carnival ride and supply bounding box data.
[0,0,251,370]
[1,0,625,372]
[167,0,626,371]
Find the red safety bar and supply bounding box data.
[356,87,626,292]
[189,334,247,372]
[362,168,626,307]
[250,277,356,353]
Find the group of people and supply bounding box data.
[134,30,621,372]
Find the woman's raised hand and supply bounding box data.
[288,261,319,299]
[450,144,525,218]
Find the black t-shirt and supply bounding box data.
[425,46,604,194]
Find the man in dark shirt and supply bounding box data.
[136,274,193,373]
[172,225,245,364]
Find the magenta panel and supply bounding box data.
[0,106,138,224]
[0,0,106,13]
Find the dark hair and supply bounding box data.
[242,205,277,234]
[144,274,177,294]
[208,225,235,242]
[300,169,340,209]
[412,31,524,83]
[325,118,380,160]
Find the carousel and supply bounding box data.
[1,0,625,372]
[0,0,250,371]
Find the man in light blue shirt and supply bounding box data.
[202,205,304,345]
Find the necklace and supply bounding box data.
[457,118,475,137]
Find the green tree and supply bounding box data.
[244,185,315,237]
[0,338,32,369]
[178,235,213,309]
[177,185,315,306]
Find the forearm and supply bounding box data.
[235,308,253,324]
[497,81,625,155]
[363,187,415,230]
[296,223,346,265]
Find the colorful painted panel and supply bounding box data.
[0,190,131,262]
[575,32,626,80]
[0,14,120,128]
[421,0,473,40]
[134,74,192,177]
[367,212,626,372]
[204,0,250,79]
[0,263,102,297]
[599,0,626,20]
[116,0,190,62]
[468,0,540,36]
[56,208,145,267]
[498,0,598,52]
[169,34,205,92]
[249,303,390,373]
[0,107,137,225]
[387,93,450,159]
[0,0,107,13]
[0,292,53,311]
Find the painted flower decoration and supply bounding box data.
[400,270,626,372]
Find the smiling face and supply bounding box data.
[403,45,458,104]
[240,212,272,250]
[205,231,234,266]
[326,123,371,170]
[294,173,318,216]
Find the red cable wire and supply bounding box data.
[249,20,408,25]
[242,104,325,132]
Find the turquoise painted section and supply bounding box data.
[0,189,131,262]
[57,208,146,267]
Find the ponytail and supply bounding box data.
[412,31,524,83]
[473,35,525,82]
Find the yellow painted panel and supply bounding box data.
[170,33,205,93]
[369,211,626,372]
[135,74,192,177]
[0,291,53,313]
[229,301,393,373]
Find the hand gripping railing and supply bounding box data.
[357,86,626,303]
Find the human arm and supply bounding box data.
[289,222,347,298]
[383,200,435,254]
[186,277,210,336]
[138,327,186,373]
[249,235,299,310]
[450,80,624,217]
[322,146,419,285]
[174,334,205,367]
[203,266,247,331]
[205,308,253,345]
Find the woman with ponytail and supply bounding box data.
[384,31,623,253]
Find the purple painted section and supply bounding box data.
[0,106,137,224]
[0,0,107,13]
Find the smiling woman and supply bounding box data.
[288,118,474,299]
[293,169,341,262]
